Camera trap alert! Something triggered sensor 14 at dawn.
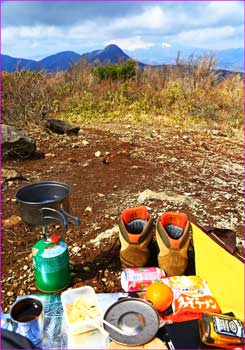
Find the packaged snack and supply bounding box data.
[139,276,220,323]
[164,276,221,322]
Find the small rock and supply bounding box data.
[212,130,227,137]
[102,157,109,164]
[150,129,157,138]
[2,215,22,228]
[47,119,80,135]
[71,246,81,254]
[183,135,190,142]
[2,169,18,180]
[83,266,90,272]
[184,192,192,196]
[95,151,102,157]
[71,143,79,148]
[2,125,36,159]
[97,193,105,198]
[82,140,89,146]
[84,206,92,213]
[7,291,14,297]
[23,265,28,271]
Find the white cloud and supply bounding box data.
[110,6,169,31]
[2,22,106,58]
[106,36,154,51]
[207,1,244,22]
[162,42,172,48]
[166,25,244,49]
[2,2,244,59]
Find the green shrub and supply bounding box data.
[94,60,136,81]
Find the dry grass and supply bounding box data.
[2,55,243,133]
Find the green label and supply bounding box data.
[33,250,69,273]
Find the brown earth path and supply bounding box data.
[1,122,244,311]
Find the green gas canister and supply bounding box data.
[32,235,70,292]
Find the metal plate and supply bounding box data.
[103,298,160,346]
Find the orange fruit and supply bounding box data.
[145,282,173,312]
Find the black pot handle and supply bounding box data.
[60,207,81,227]
[40,208,68,229]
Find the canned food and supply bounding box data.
[121,267,166,292]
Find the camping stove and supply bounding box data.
[16,182,81,293]
[32,227,71,293]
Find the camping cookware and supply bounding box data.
[6,297,44,346]
[103,298,160,346]
[16,182,81,293]
[16,181,80,228]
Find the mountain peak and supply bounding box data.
[82,44,130,64]
[104,44,125,55]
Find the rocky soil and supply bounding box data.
[2,122,244,312]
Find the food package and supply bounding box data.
[163,276,221,322]
[121,268,166,292]
[61,286,101,334]
[141,276,221,323]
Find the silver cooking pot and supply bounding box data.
[16,182,81,229]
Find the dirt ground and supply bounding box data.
[1,122,244,312]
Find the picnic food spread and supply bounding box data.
[66,297,99,324]
[2,190,244,349]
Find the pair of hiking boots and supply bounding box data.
[119,206,191,276]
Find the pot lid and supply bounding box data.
[103,298,159,346]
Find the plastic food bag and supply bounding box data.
[163,276,221,322]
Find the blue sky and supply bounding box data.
[1,1,244,60]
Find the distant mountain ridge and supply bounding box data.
[1,44,243,73]
[1,44,131,72]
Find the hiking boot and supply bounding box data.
[119,206,154,268]
[156,212,191,275]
